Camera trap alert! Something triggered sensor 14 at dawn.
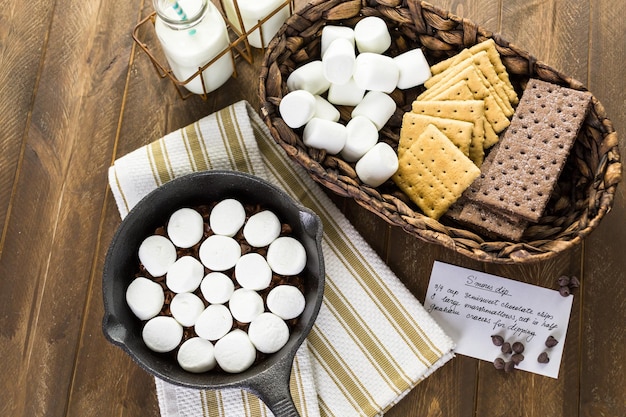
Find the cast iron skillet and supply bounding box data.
[102,171,325,417]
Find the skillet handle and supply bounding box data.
[248,356,300,417]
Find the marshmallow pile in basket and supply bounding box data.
[279,17,431,187]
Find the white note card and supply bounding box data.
[424,261,573,378]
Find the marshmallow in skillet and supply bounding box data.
[353,52,399,93]
[199,235,241,271]
[138,235,177,277]
[235,253,272,290]
[142,316,183,353]
[214,329,257,373]
[279,90,317,129]
[126,277,165,320]
[327,77,366,106]
[352,90,397,131]
[194,304,233,341]
[313,95,341,122]
[321,25,354,57]
[177,337,216,373]
[394,48,432,89]
[267,285,306,320]
[303,118,347,155]
[355,142,399,187]
[248,312,290,354]
[354,16,391,54]
[209,198,246,237]
[322,37,356,85]
[200,272,235,304]
[167,208,204,248]
[166,255,205,293]
[286,60,330,95]
[170,292,205,327]
[341,115,379,162]
[266,236,307,276]
[243,210,281,247]
[228,288,264,323]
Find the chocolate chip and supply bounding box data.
[537,352,550,363]
[545,335,559,348]
[491,335,504,346]
[512,341,525,354]
[511,353,525,365]
[501,342,512,354]
[504,360,516,372]
[557,275,570,287]
[569,276,580,289]
[559,285,570,297]
[493,357,505,370]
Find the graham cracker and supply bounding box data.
[470,78,592,222]
[398,112,473,157]
[393,124,481,219]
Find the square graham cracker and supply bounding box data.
[398,112,473,157]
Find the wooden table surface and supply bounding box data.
[1,0,624,416]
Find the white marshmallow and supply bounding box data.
[353,52,399,93]
[327,77,365,106]
[210,198,246,237]
[194,304,233,341]
[355,142,399,187]
[200,272,235,304]
[321,25,355,58]
[341,115,379,162]
[322,38,356,85]
[125,277,165,320]
[167,208,204,248]
[228,288,264,323]
[214,329,257,373]
[235,253,272,290]
[142,316,183,353]
[351,91,397,130]
[313,95,341,122]
[177,337,216,373]
[286,60,330,95]
[266,285,306,320]
[394,48,432,89]
[279,90,317,129]
[138,235,177,277]
[303,118,347,155]
[243,210,281,247]
[266,236,307,276]
[248,312,290,354]
[170,292,205,327]
[199,235,241,271]
[166,255,205,293]
[354,16,391,54]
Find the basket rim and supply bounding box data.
[258,0,622,264]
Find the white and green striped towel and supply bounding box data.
[108,100,455,417]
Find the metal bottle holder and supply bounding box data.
[132,0,295,100]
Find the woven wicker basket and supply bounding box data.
[259,0,622,264]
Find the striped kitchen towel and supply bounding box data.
[108,100,455,417]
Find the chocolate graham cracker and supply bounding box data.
[470,78,592,222]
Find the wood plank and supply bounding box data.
[579,0,626,415]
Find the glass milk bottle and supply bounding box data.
[222,0,290,48]
[153,0,234,95]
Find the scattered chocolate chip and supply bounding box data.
[511,353,525,365]
[537,352,550,363]
[545,335,559,348]
[557,275,570,287]
[491,335,505,346]
[504,360,516,373]
[501,342,512,354]
[559,285,570,297]
[493,357,505,370]
[569,276,580,289]
[512,341,525,354]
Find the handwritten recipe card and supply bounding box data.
[424,261,573,378]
